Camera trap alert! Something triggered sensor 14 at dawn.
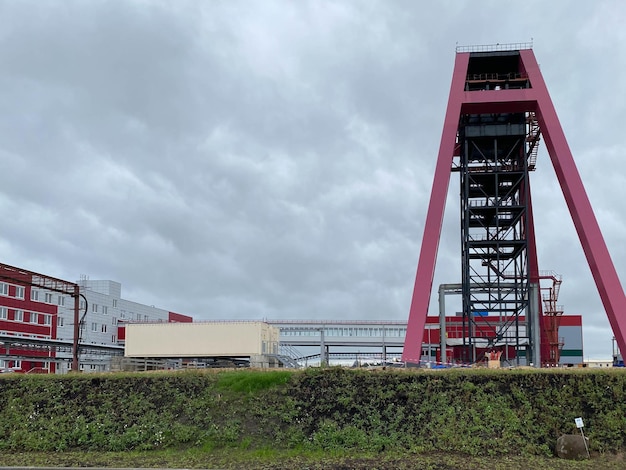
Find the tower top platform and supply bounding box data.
[456,42,533,54]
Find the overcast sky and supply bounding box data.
[1,1,624,359]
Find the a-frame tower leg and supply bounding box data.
[401,54,469,363]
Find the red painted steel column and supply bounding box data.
[520,50,626,354]
[402,53,470,363]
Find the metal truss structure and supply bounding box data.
[402,45,626,365]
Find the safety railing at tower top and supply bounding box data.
[456,41,533,53]
[466,72,526,82]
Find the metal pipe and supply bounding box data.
[439,284,447,364]
[529,282,541,367]
[71,285,80,372]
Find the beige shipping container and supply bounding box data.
[124,321,280,358]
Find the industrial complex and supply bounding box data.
[0,259,585,372]
[0,43,622,373]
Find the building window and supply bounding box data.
[91,322,98,332]
[112,299,117,308]
[112,334,117,343]
[0,307,6,320]
[14,310,23,322]
[57,316,64,327]
[13,360,21,369]
[144,315,148,321]
[101,324,107,333]
[112,316,117,325]
[15,286,24,299]
[44,292,53,303]
[0,283,7,296]
[58,296,65,307]
[31,290,39,301]
[102,306,108,315]
[43,314,51,326]
[80,300,85,309]
[30,312,38,324]
[92,304,98,313]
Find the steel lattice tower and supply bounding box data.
[458,100,531,364]
[402,44,626,366]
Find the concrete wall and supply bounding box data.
[125,321,279,358]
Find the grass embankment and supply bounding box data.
[0,368,625,468]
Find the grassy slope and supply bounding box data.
[0,368,625,467]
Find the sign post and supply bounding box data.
[575,417,590,458]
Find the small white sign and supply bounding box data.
[575,417,584,428]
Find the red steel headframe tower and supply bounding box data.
[402,44,626,365]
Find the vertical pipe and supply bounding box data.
[529,282,541,367]
[71,285,80,372]
[439,284,447,364]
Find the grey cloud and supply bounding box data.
[0,0,624,358]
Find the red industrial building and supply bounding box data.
[0,279,59,372]
[0,262,192,373]
[421,314,583,367]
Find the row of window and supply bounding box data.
[80,363,105,371]
[87,316,122,332]
[79,298,119,312]
[79,300,154,322]
[119,311,150,321]
[91,322,109,333]
[80,326,118,345]
[30,290,58,304]
[0,331,52,339]
[281,327,408,338]
[0,307,52,325]
[91,304,109,314]
[0,283,24,299]
[0,360,51,371]
[75,299,164,324]
[444,326,527,337]
[0,360,21,369]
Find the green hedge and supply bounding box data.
[0,368,625,456]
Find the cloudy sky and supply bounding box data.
[1,1,624,359]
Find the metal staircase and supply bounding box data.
[540,271,564,367]
[526,112,541,170]
[274,343,305,368]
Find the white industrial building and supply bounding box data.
[124,321,281,368]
